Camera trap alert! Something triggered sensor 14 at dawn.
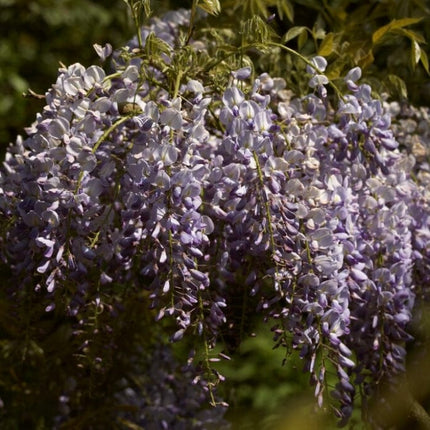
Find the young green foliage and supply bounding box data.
[196,0,221,16]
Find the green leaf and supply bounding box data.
[123,0,151,18]
[243,15,277,46]
[298,30,308,51]
[393,28,426,44]
[372,26,390,44]
[8,73,28,93]
[277,0,294,23]
[313,27,326,40]
[420,49,430,75]
[372,17,423,44]
[197,0,221,16]
[411,40,421,68]
[283,26,308,43]
[144,32,172,57]
[388,74,408,99]
[318,33,335,56]
[355,49,374,69]
[142,0,151,17]
[390,17,424,29]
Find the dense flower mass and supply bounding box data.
[0,8,429,428]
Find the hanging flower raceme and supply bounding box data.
[0,7,429,429]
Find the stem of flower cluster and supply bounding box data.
[252,151,276,255]
[198,290,217,406]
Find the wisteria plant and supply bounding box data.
[0,1,429,428]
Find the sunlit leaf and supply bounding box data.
[390,17,424,28]
[411,40,421,68]
[277,0,294,23]
[420,49,430,75]
[313,27,326,40]
[197,0,221,16]
[243,15,277,46]
[123,0,151,18]
[298,30,308,51]
[318,32,334,56]
[372,25,390,44]
[372,17,423,44]
[283,26,308,43]
[144,32,171,57]
[394,28,426,44]
[143,0,151,17]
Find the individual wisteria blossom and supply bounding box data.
[0,7,429,429]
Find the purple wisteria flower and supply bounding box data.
[0,7,429,429]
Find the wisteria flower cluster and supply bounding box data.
[0,7,429,428]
